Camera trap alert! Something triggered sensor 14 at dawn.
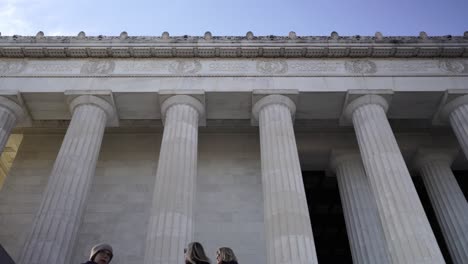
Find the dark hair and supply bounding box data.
[186,242,210,264]
[217,247,238,263]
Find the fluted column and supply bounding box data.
[19,95,115,264]
[0,96,24,154]
[344,94,445,263]
[415,150,468,264]
[144,95,204,264]
[440,95,468,160]
[330,151,390,264]
[252,95,318,264]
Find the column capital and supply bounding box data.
[432,89,468,125]
[329,149,361,174]
[440,94,468,122]
[69,95,117,126]
[413,148,458,171]
[65,90,118,127]
[160,95,205,126]
[342,94,389,123]
[252,94,296,122]
[0,96,25,122]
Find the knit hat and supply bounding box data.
[90,243,113,262]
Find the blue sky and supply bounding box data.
[0,0,466,36]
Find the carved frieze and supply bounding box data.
[0,60,27,74]
[0,58,467,77]
[344,60,377,74]
[29,61,78,73]
[289,62,339,72]
[80,60,115,74]
[208,62,249,72]
[168,60,202,74]
[118,61,168,72]
[379,61,438,73]
[256,60,288,74]
[439,60,467,73]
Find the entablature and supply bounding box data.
[1,58,468,77]
[0,89,463,128]
[1,33,468,59]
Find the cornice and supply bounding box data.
[0,32,467,59]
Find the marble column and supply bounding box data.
[440,95,468,160]
[414,150,468,264]
[344,94,445,263]
[330,151,390,264]
[0,96,24,154]
[252,95,318,264]
[144,95,204,264]
[19,95,114,264]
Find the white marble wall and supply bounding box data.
[195,134,265,264]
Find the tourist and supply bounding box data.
[82,243,113,264]
[216,247,238,264]
[185,242,211,264]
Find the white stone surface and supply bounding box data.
[0,58,467,77]
[18,95,113,264]
[2,75,467,94]
[0,75,467,123]
[144,95,203,264]
[0,97,23,154]
[0,134,23,188]
[253,94,318,264]
[415,150,468,264]
[0,135,62,260]
[0,132,269,264]
[0,41,467,264]
[345,94,445,263]
[330,151,390,264]
[0,131,464,263]
[72,134,159,264]
[195,133,265,264]
[0,34,466,59]
[441,95,468,159]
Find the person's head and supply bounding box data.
[89,243,113,264]
[185,242,210,264]
[216,247,238,264]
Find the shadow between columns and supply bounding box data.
[303,170,352,264]
[302,170,468,264]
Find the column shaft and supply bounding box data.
[19,103,108,264]
[449,104,468,159]
[419,160,468,264]
[259,102,318,264]
[0,96,24,154]
[144,104,199,264]
[335,156,390,264]
[352,103,445,263]
[0,106,17,154]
